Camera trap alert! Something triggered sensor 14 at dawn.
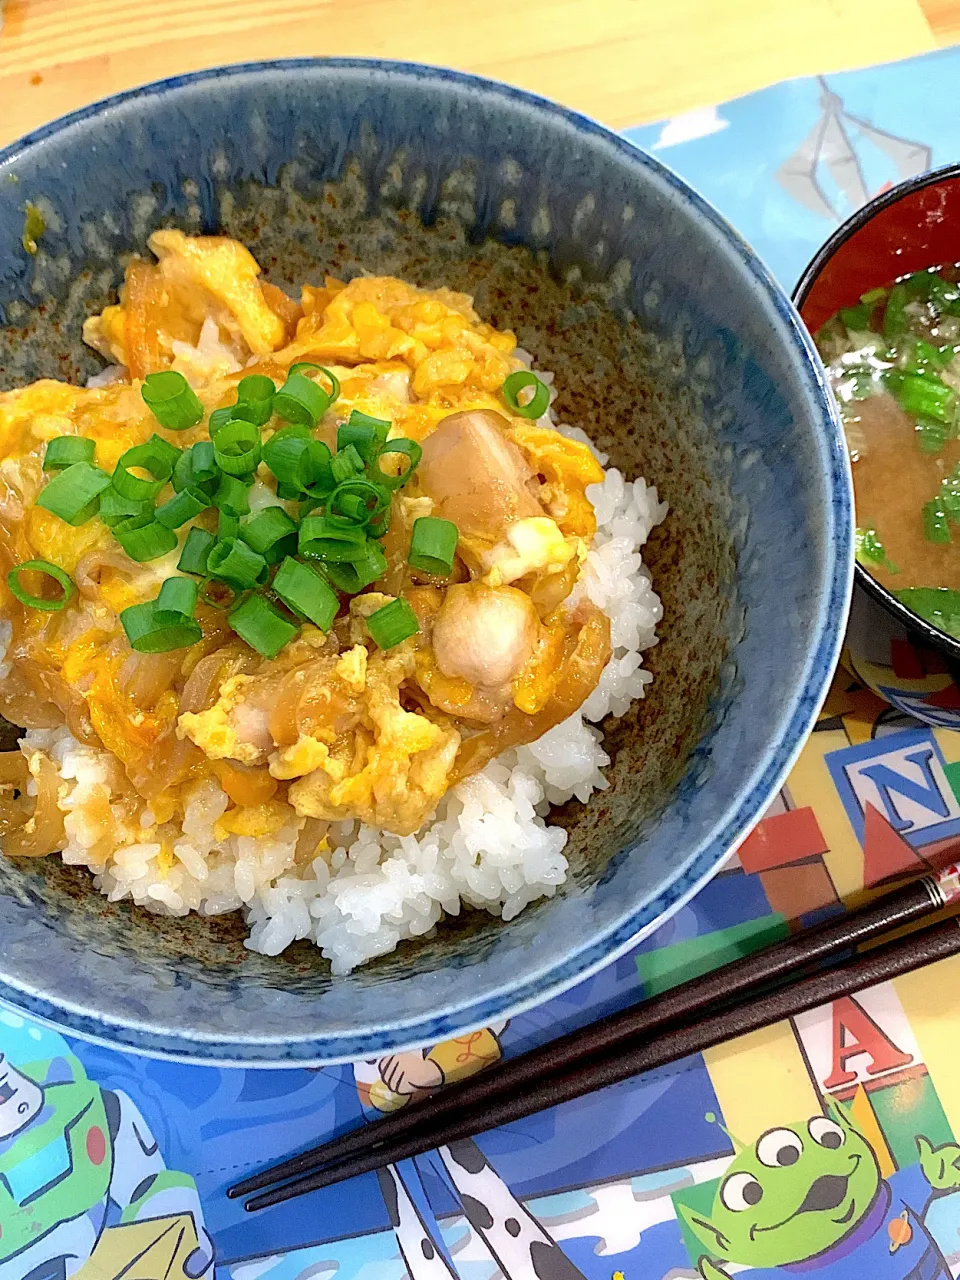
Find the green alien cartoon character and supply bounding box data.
[680,1105,960,1279]
[0,1014,214,1280]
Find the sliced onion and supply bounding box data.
[5,753,65,857]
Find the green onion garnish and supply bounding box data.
[36,462,111,526]
[236,374,276,426]
[120,601,202,653]
[214,473,251,517]
[209,402,261,437]
[115,519,178,563]
[891,372,956,425]
[408,516,458,576]
[374,437,421,490]
[7,559,75,611]
[301,441,336,497]
[178,527,215,576]
[206,537,268,590]
[502,370,550,419]
[141,371,204,431]
[99,488,152,529]
[273,557,339,631]
[214,418,261,477]
[322,540,387,592]
[365,597,419,649]
[157,575,198,617]
[173,441,218,494]
[228,593,298,659]
[289,364,340,403]
[916,417,951,455]
[882,283,910,339]
[263,426,312,489]
[328,478,391,526]
[218,510,240,542]
[112,436,178,502]
[924,499,951,545]
[43,436,95,472]
[338,411,390,461]
[240,507,298,563]
[156,486,210,529]
[273,372,331,428]
[330,444,365,486]
[298,515,370,562]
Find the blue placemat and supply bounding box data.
[7,46,960,1280]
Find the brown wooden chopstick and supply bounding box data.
[229,868,958,1208]
[240,915,960,1210]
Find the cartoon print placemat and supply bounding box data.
[10,46,960,1280]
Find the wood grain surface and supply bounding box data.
[0,0,951,152]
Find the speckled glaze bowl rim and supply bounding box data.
[794,162,960,664]
[0,58,853,1065]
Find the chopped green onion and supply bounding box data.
[236,374,276,426]
[924,499,951,544]
[273,372,331,427]
[290,364,340,403]
[7,559,74,611]
[882,283,910,339]
[273,557,339,631]
[301,441,336,497]
[214,418,261,477]
[338,411,390,461]
[366,597,419,649]
[894,587,960,638]
[330,443,365,485]
[43,436,95,472]
[115,519,178,563]
[840,303,872,331]
[206,537,267,590]
[157,575,198,616]
[891,372,956,425]
[277,482,303,501]
[37,462,111,525]
[240,507,298,563]
[855,526,897,571]
[322,540,387,593]
[156,486,210,529]
[99,488,152,528]
[173,441,217,494]
[328,478,391,526]
[178,527,215,576]
[860,287,887,306]
[218,510,240,542]
[916,416,951,455]
[502,370,550,419]
[112,436,177,502]
[209,401,261,437]
[141,371,203,431]
[263,426,312,488]
[228,593,298,659]
[298,515,370,562]
[214,473,251,517]
[120,601,202,653]
[408,516,458,575]
[942,481,960,522]
[373,437,421,490]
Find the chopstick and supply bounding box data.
[229,866,960,1211]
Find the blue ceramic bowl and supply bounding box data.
[0,60,852,1064]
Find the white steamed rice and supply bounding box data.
[10,392,666,973]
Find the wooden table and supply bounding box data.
[0,0,956,151]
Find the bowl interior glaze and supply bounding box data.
[0,62,850,1063]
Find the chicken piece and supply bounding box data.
[432,584,539,688]
[415,410,544,571]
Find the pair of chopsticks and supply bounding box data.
[229,864,960,1211]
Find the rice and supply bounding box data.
[17,393,666,974]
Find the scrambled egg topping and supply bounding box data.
[0,234,608,841]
